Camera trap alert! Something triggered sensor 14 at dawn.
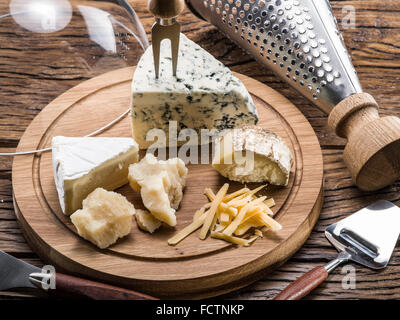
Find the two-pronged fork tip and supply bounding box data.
[151,21,181,79]
[148,0,184,79]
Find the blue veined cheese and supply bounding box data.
[131,33,258,149]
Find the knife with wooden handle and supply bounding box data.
[0,251,157,300]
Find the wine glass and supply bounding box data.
[0,0,148,113]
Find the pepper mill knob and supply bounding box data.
[148,0,185,19]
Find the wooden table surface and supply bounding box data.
[1,0,400,300]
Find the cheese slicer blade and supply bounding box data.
[148,0,185,78]
[274,200,400,300]
[325,200,400,270]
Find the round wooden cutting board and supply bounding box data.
[12,67,323,299]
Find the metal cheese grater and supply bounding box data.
[187,0,359,113]
[186,0,400,191]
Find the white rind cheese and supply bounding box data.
[52,136,139,215]
[212,126,292,186]
[131,33,258,149]
[128,153,188,226]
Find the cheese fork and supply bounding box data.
[274,200,400,300]
[0,251,157,300]
[148,0,185,78]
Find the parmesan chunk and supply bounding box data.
[128,153,188,226]
[135,209,162,234]
[70,188,135,249]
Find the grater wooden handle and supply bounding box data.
[148,0,185,19]
[328,93,400,191]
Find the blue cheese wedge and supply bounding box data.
[52,136,139,215]
[131,33,258,149]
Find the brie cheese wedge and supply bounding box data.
[212,126,292,186]
[131,33,258,149]
[52,136,139,215]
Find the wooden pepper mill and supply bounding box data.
[148,0,185,78]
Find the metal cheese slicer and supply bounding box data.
[186,0,400,191]
[148,0,185,78]
[274,200,400,300]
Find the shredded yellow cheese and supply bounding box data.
[227,196,251,208]
[210,210,219,232]
[242,207,264,223]
[220,212,231,224]
[204,188,215,202]
[246,184,267,196]
[211,232,250,246]
[167,183,281,247]
[256,202,275,216]
[205,190,238,217]
[220,203,237,217]
[246,234,260,245]
[234,219,263,236]
[214,224,226,232]
[168,210,207,245]
[222,187,250,202]
[254,212,282,231]
[193,207,206,221]
[223,196,266,236]
[254,229,263,238]
[200,183,229,239]
[264,198,275,208]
